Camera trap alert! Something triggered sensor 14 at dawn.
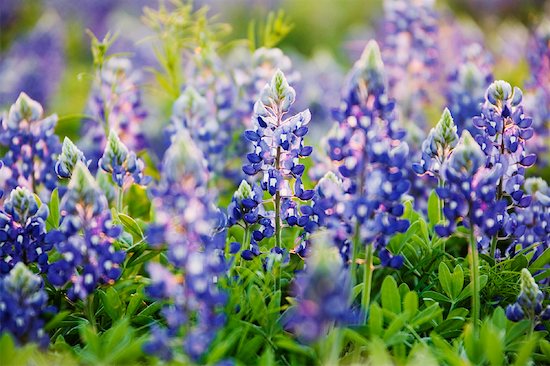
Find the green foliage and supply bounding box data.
[247,10,294,50]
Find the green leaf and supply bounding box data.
[99,287,124,321]
[381,276,401,314]
[126,292,143,317]
[118,213,144,241]
[369,303,384,337]
[456,275,488,302]
[438,262,454,300]
[450,265,464,300]
[427,190,440,227]
[46,188,60,230]
[422,291,451,303]
[410,303,443,328]
[530,246,550,271]
[403,291,418,318]
[45,310,70,332]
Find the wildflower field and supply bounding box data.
[1,0,550,365]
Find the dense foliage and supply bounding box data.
[0,0,549,365]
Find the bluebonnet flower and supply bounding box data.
[241,69,314,255]
[0,92,61,198]
[445,43,493,134]
[524,21,550,164]
[55,137,87,179]
[98,130,149,188]
[0,13,64,107]
[233,47,299,128]
[0,187,51,276]
[327,40,409,266]
[379,0,440,130]
[435,130,506,238]
[145,131,227,361]
[0,262,50,347]
[46,162,124,300]
[505,178,550,260]
[413,108,459,179]
[169,87,228,175]
[506,269,550,329]
[82,57,147,165]
[285,233,352,343]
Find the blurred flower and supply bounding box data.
[0,262,50,347]
[285,233,352,343]
[445,43,493,134]
[82,57,147,165]
[145,131,227,361]
[327,40,409,263]
[0,12,65,107]
[506,268,550,329]
[46,162,124,300]
[0,187,51,275]
[98,130,149,188]
[0,92,61,199]
[505,177,550,260]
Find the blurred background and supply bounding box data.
[0,0,549,155]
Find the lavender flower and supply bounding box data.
[0,92,61,198]
[145,131,227,361]
[286,233,352,343]
[435,130,506,238]
[0,187,52,276]
[327,40,409,263]
[506,268,550,329]
[524,21,550,163]
[82,57,147,164]
[55,137,87,179]
[46,162,124,300]
[505,177,550,260]
[445,44,493,134]
[98,130,149,188]
[379,0,440,129]
[0,262,50,347]
[242,69,313,255]
[169,87,228,174]
[413,108,459,179]
[0,13,65,107]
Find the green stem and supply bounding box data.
[85,294,96,332]
[325,328,342,365]
[361,243,374,323]
[350,221,360,286]
[274,146,282,249]
[469,221,480,333]
[117,186,123,212]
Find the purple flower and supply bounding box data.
[98,130,149,188]
[81,57,148,165]
[144,131,227,361]
[55,137,88,179]
[285,234,352,343]
[506,269,550,329]
[0,187,52,276]
[0,262,50,347]
[46,162,123,300]
[327,41,409,259]
[0,92,61,199]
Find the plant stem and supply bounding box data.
[117,186,123,212]
[361,243,374,323]
[85,294,96,332]
[468,220,480,333]
[274,145,282,249]
[351,221,360,286]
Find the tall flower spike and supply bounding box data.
[241,69,313,256]
[285,232,352,343]
[46,162,123,300]
[0,187,52,275]
[327,39,409,264]
[55,137,87,179]
[81,57,147,165]
[99,130,149,188]
[144,130,228,361]
[0,262,50,347]
[0,92,61,198]
[413,108,459,178]
[506,269,550,329]
[169,86,228,175]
